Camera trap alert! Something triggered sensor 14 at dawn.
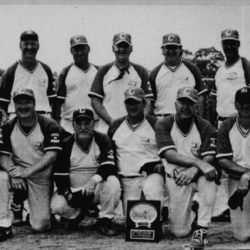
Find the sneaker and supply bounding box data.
[0,226,13,242]
[211,209,230,222]
[190,229,209,249]
[11,203,23,226]
[96,218,117,237]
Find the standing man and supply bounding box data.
[217,87,250,242]
[53,35,99,134]
[210,29,250,221]
[89,32,153,133]
[211,29,250,127]
[51,108,121,236]
[155,87,218,249]
[0,88,61,241]
[108,88,164,222]
[149,33,207,118]
[0,30,56,119]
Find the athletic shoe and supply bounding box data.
[190,229,209,249]
[96,218,117,237]
[0,226,13,242]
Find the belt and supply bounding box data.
[156,114,171,118]
[119,175,141,179]
[218,116,229,122]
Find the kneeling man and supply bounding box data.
[51,108,121,237]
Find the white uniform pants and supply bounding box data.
[167,175,217,237]
[51,176,121,220]
[0,170,52,232]
[228,176,250,242]
[120,173,164,218]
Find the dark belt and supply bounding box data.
[218,116,229,122]
[156,114,171,118]
[119,175,141,179]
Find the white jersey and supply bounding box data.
[212,57,250,117]
[216,116,250,171]
[56,63,98,121]
[108,115,160,176]
[155,114,216,178]
[0,61,55,114]
[149,60,207,115]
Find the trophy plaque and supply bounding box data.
[126,200,161,242]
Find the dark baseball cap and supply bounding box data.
[20,30,39,41]
[70,35,88,48]
[73,108,94,121]
[124,87,145,102]
[235,87,250,103]
[13,88,35,101]
[113,33,132,46]
[177,87,198,103]
[162,33,182,47]
[221,29,239,42]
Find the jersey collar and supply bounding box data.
[18,60,39,74]
[236,115,250,138]
[125,115,146,132]
[17,114,38,137]
[174,114,194,137]
[163,60,182,72]
[74,133,93,154]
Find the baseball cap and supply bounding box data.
[176,87,198,103]
[221,29,239,41]
[235,87,250,103]
[13,88,35,101]
[113,33,132,46]
[20,30,39,41]
[162,34,182,47]
[70,35,88,48]
[73,108,94,121]
[124,87,145,102]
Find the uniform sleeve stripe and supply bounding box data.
[210,92,217,96]
[201,151,216,156]
[216,153,233,158]
[0,98,10,102]
[198,89,208,95]
[158,146,176,155]
[48,94,57,98]
[44,146,62,151]
[0,150,12,156]
[54,173,69,176]
[57,96,66,100]
[88,92,104,99]
[145,93,154,98]
[101,161,115,166]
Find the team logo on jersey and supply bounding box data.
[94,155,101,164]
[168,35,175,41]
[38,78,46,86]
[227,72,238,80]
[33,141,43,150]
[179,76,189,83]
[107,150,114,160]
[51,133,60,144]
[191,142,201,157]
[128,81,137,87]
[147,81,152,91]
[225,29,233,36]
[210,137,216,148]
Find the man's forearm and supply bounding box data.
[0,154,13,172]
[218,158,249,177]
[162,149,199,169]
[91,97,113,125]
[25,151,58,177]
[144,98,153,115]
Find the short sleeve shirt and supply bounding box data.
[0,61,55,114]
[155,114,216,177]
